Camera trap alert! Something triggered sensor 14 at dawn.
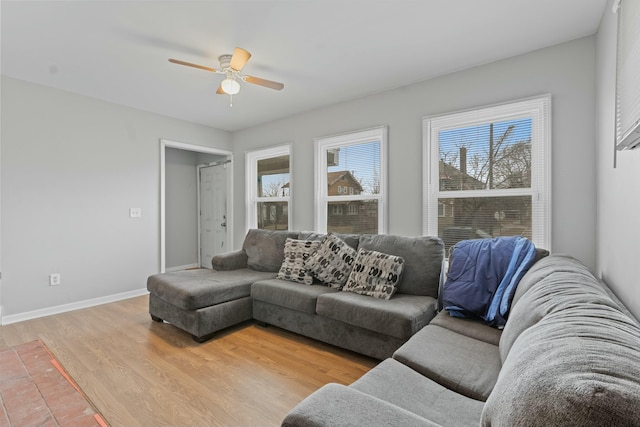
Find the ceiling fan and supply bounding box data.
[169,47,284,105]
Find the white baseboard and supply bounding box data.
[165,263,199,272]
[1,288,149,326]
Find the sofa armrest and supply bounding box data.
[281,383,440,427]
[212,250,248,271]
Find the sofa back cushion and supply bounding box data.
[242,229,299,272]
[483,303,640,426]
[331,233,361,250]
[485,255,640,426]
[358,234,443,297]
[509,253,593,310]
[499,255,618,361]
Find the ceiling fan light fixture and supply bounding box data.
[221,77,240,95]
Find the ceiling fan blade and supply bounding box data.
[229,47,251,71]
[169,58,218,73]
[216,85,226,95]
[244,75,284,90]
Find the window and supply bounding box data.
[615,0,640,150]
[423,96,551,254]
[315,126,387,234]
[246,145,291,231]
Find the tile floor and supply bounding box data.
[0,340,107,427]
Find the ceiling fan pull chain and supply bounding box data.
[229,94,233,108]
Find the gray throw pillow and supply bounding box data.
[304,234,357,289]
[342,248,404,300]
[276,239,322,285]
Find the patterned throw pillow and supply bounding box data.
[342,248,404,300]
[304,234,357,289]
[276,239,322,285]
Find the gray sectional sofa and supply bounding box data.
[147,229,444,358]
[148,229,640,426]
[282,254,640,427]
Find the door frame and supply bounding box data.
[160,139,233,273]
[197,160,231,268]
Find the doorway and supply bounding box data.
[160,139,233,273]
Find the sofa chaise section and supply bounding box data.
[147,268,276,342]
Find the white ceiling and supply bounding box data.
[1,0,608,132]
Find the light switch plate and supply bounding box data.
[129,208,142,218]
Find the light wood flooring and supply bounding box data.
[0,295,377,427]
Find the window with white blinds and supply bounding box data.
[615,0,640,150]
[423,96,551,254]
[314,126,387,234]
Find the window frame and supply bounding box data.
[245,144,291,231]
[314,126,388,234]
[615,0,640,151]
[422,96,551,251]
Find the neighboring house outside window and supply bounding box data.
[315,126,387,234]
[246,144,291,231]
[423,96,551,254]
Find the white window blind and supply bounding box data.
[615,0,640,150]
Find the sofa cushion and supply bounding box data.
[342,248,404,300]
[211,249,248,271]
[316,292,437,340]
[147,268,276,311]
[429,310,502,346]
[393,325,501,401]
[331,232,361,249]
[251,279,338,314]
[304,233,357,289]
[276,239,322,285]
[509,254,598,309]
[242,229,299,272]
[483,303,640,426]
[351,359,484,427]
[500,255,621,362]
[358,234,443,297]
[282,383,439,427]
[296,231,325,242]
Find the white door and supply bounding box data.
[199,163,228,268]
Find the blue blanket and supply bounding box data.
[441,236,536,327]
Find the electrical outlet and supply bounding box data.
[49,273,61,286]
[129,208,142,218]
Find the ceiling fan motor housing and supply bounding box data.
[218,54,233,71]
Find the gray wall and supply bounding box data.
[232,37,598,272]
[596,2,640,320]
[2,34,618,320]
[165,148,198,269]
[165,148,224,269]
[0,76,231,317]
